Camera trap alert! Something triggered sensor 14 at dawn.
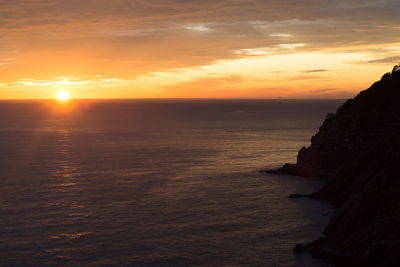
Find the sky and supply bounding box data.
[0,0,400,99]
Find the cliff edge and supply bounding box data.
[276,65,400,266]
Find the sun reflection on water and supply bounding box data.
[47,127,91,260]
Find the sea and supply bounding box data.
[0,99,344,266]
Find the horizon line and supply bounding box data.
[0,97,349,101]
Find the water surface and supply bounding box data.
[0,99,343,266]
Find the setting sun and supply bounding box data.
[57,90,70,101]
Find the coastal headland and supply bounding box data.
[270,65,400,266]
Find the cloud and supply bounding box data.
[368,56,400,63]
[301,69,328,73]
[269,33,292,37]
[309,88,337,93]
[1,76,126,88]
[278,43,305,49]
[0,0,399,98]
[183,24,213,32]
[234,48,269,56]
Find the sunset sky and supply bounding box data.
[1,0,399,99]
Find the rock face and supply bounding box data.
[277,65,400,266]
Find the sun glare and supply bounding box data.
[57,90,70,101]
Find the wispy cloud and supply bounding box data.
[234,48,269,56]
[278,43,305,49]
[301,69,328,73]
[309,88,337,93]
[184,24,213,32]
[368,56,400,63]
[269,33,292,37]
[1,77,126,88]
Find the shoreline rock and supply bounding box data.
[288,193,313,199]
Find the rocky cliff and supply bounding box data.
[276,65,400,266]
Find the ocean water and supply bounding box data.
[0,99,343,266]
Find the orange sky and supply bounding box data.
[0,0,399,99]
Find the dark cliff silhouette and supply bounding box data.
[273,65,400,266]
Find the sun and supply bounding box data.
[57,90,70,101]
